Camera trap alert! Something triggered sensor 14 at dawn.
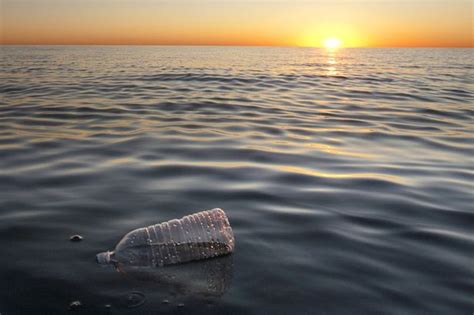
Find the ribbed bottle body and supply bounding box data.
[101,208,234,267]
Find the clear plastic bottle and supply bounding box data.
[96,208,234,267]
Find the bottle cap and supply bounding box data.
[96,251,113,265]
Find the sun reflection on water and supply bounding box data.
[326,50,339,76]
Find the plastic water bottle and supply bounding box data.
[96,208,234,267]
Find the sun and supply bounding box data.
[323,38,342,49]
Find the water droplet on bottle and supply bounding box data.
[162,299,170,304]
[177,303,185,308]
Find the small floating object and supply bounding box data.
[96,208,234,267]
[162,299,170,304]
[69,300,82,310]
[177,303,185,308]
[69,235,83,242]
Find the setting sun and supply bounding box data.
[323,38,343,49]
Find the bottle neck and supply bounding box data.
[96,251,115,265]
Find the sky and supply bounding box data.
[1,0,472,47]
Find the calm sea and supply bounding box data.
[0,46,473,314]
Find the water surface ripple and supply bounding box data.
[1,46,473,314]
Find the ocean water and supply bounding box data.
[0,46,473,314]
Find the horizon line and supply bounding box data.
[1,43,473,48]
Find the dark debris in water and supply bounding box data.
[69,235,83,242]
[69,300,82,310]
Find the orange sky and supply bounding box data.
[1,0,472,47]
